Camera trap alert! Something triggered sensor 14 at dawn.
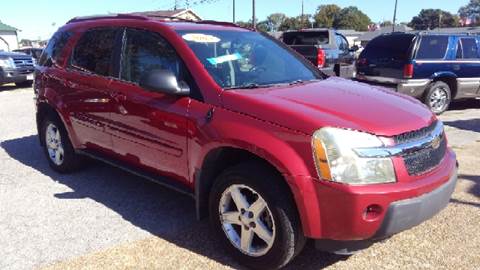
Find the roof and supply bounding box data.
[357,25,412,41]
[130,9,201,21]
[0,21,17,32]
[432,26,480,34]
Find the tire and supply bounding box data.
[41,114,85,173]
[15,81,33,88]
[423,81,451,115]
[209,162,306,270]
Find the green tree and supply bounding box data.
[279,15,311,31]
[459,0,480,25]
[408,9,459,30]
[333,6,372,31]
[265,13,288,32]
[314,4,342,28]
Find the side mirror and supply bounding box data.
[140,69,190,96]
[349,45,359,52]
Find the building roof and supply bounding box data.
[130,9,201,21]
[357,25,412,41]
[0,21,17,32]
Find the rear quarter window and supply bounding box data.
[416,36,449,60]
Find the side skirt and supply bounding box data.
[76,149,195,198]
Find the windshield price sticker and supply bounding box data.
[207,53,243,65]
[182,33,220,43]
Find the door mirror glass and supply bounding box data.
[140,69,190,96]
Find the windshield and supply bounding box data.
[176,30,320,89]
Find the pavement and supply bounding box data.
[0,85,479,270]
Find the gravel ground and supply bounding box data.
[0,85,479,270]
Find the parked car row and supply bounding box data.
[34,15,457,270]
[356,32,480,114]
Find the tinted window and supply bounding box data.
[38,31,72,67]
[177,30,320,89]
[461,38,478,59]
[282,31,329,46]
[416,36,449,59]
[362,34,414,61]
[71,28,117,76]
[121,29,181,84]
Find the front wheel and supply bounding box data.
[424,81,451,115]
[209,163,305,270]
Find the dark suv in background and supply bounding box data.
[0,51,35,87]
[356,33,480,114]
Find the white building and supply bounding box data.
[0,21,18,51]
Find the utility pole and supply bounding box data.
[439,10,442,28]
[252,0,256,29]
[233,0,236,23]
[392,0,398,32]
[174,0,178,10]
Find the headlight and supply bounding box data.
[312,127,396,185]
[0,58,15,69]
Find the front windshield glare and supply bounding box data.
[176,30,320,89]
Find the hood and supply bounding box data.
[221,77,436,137]
[0,51,31,58]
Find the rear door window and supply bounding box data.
[70,28,118,76]
[460,38,479,59]
[416,36,449,59]
[282,31,329,46]
[362,34,414,61]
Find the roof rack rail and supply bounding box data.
[138,15,195,22]
[197,20,239,27]
[67,14,148,24]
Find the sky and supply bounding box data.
[0,0,467,40]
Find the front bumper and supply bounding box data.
[0,68,34,84]
[315,169,457,254]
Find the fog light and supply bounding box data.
[363,204,383,221]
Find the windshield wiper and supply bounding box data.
[225,83,274,90]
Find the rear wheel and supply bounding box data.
[41,115,85,173]
[209,162,305,270]
[424,81,451,115]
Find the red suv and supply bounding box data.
[35,14,457,269]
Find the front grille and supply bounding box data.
[13,57,34,68]
[396,121,447,175]
[394,121,438,144]
[402,136,447,175]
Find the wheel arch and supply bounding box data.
[194,145,300,224]
[36,101,77,147]
[430,72,458,98]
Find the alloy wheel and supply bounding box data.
[45,123,64,166]
[218,184,276,257]
[429,87,449,113]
